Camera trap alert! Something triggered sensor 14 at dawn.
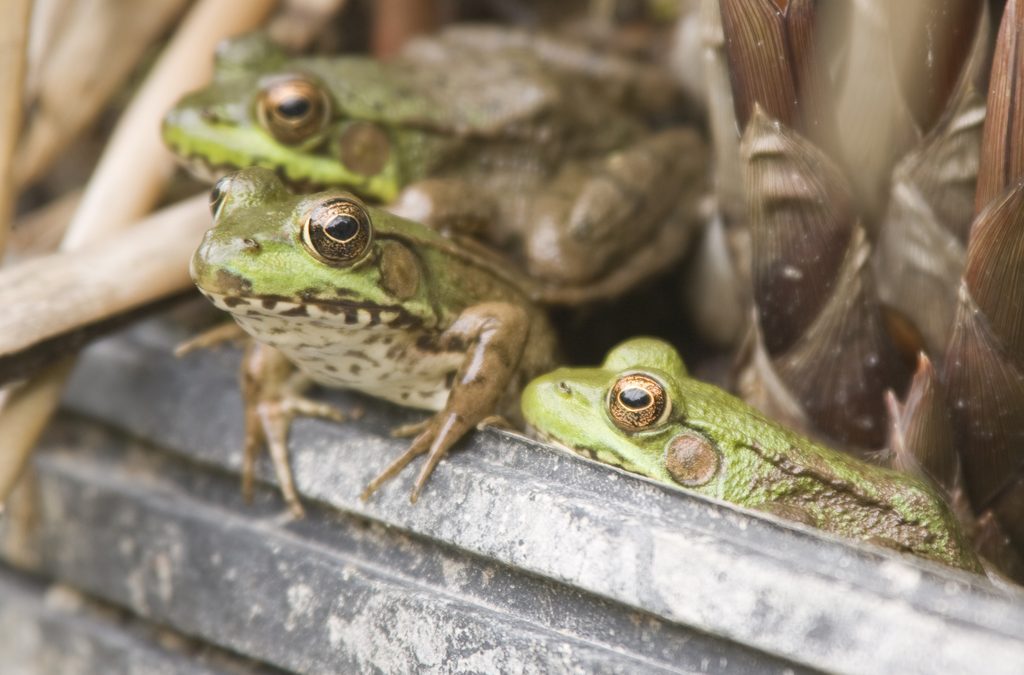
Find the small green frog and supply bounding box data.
[163,27,705,301]
[191,168,556,514]
[521,337,981,572]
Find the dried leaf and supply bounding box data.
[733,310,811,435]
[975,0,1024,212]
[701,0,744,221]
[772,227,910,448]
[944,284,1024,510]
[962,180,1024,363]
[719,0,820,131]
[887,0,983,132]
[15,0,190,189]
[885,354,959,491]
[828,0,923,219]
[874,86,984,354]
[742,107,853,355]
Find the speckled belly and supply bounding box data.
[203,292,462,411]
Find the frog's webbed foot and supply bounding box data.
[362,411,474,503]
[476,414,513,431]
[174,321,246,357]
[390,417,432,439]
[362,302,528,503]
[240,342,360,517]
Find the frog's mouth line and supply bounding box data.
[173,152,327,194]
[525,424,600,462]
[199,290,422,330]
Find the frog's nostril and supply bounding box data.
[241,238,261,252]
[557,381,572,396]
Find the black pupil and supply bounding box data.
[620,388,652,409]
[276,96,310,118]
[325,214,360,241]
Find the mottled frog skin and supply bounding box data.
[191,168,556,513]
[522,338,981,572]
[164,26,705,301]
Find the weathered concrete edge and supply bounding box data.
[61,322,1024,674]
[6,428,807,675]
[0,564,278,675]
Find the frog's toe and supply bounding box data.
[410,412,473,503]
[390,417,432,439]
[282,395,358,425]
[360,428,435,501]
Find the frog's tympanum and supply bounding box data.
[521,338,981,572]
[164,27,706,302]
[191,168,556,514]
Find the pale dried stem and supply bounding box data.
[15,0,189,190]
[0,0,279,503]
[24,0,73,98]
[4,189,82,263]
[62,0,278,249]
[0,195,209,358]
[0,0,33,258]
[268,0,349,50]
[0,362,73,502]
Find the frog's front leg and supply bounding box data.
[239,341,357,517]
[525,128,705,298]
[361,301,529,503]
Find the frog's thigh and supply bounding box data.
[390,177,499,238]
[526,128,704,283]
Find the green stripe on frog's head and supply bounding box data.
[190,168,435,324]
[162,65,403,202]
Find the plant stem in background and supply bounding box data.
[372,0,440,59]
[0,0,33,258]
[0,0,279,506]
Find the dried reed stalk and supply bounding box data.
[0,195,208,360]
[0,0,279,504]
[0,0,33,257]
[15,0,189,190]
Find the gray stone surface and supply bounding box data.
[0,564,279,675]
[3,314,1023,673]
[4,424,798,674]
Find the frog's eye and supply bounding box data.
[303,196,373,266]
[608,373,669,432]
[209,177,229,219]
[257,75,331,145]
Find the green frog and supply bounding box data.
[190,167,556,515]
[521,337,981,572]
[163,26,706,302]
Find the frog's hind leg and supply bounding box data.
[361,302,528,503]
[240,342,357,517]
[525,128,706,296]
[389,177,500,239]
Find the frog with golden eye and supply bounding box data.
[522,337,982,572]
[190,167,556,514]
[163,26,706,303]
